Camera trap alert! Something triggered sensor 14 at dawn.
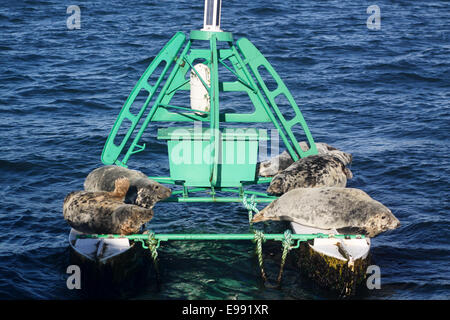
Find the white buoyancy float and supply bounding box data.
[190,63,211,115]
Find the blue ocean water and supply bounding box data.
[0,0,448,299]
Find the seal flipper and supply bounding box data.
[111,205,154,235]
[336,226,367,236]
[110,178,130,200]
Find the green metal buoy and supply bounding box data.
[80,2,369,291]
[101,0,317,203]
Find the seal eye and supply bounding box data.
[381,216,386,219]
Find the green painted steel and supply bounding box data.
[190,30,233,42]
[149,176,272,185]
[162,196,274,203]
[121,41,193,165]
[101,30,318,201]
[236,38,317,161]
[209,34,220,187]
[144,184,276,203]
[157,127,267,187]
[101,32,187,166]
[78,233,365,242]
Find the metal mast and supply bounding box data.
[202,0,222,32]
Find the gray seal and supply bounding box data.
[267,154,353,196]
[84,165,171,209]
[252,187,400,237]
[259,142,352,177]
[63,178,154,235]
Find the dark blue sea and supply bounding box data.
[0,0,448,300]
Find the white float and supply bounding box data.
[190,63,211,115]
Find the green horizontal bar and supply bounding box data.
[159,103,210,115]
[242,190,277,198]
[242,177,272,185]
[170,187,209,196]
[149,177,178,184]
[145,179,276,202]
[149,177,272,186]
[78,233,365,242]
[190,30,233,42]
[162,196,274,203]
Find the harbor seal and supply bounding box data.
[259,142,352,177]
[84,165,171,209]
[252,187,400,237]
[63,178,154,235]
[267,154,353,196]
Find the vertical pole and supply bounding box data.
[209,34,220,186]
[202,0,222,32]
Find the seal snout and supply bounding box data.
[258,160,276,177]
[379,209,400,232]
[391,216,401,229]
[159,184,172,200]
[252,211,266,223]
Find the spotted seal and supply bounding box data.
[253,187,400,237]
[259,142,352,177]
[63,178,154,235]
[84,165,171,209]
[267,154,353,196]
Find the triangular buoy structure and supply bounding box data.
[101,0,317,203]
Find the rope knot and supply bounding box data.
[277,229,294,285]
[252,230,266,244]
[282,229,293,249]
[147,232,159,260]
[244,195,259,226]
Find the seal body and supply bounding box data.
[253,187,400,237]
[84,165,171,209]
[63,178,154,235]
[267,154,352,196]
[259,142,352,177]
